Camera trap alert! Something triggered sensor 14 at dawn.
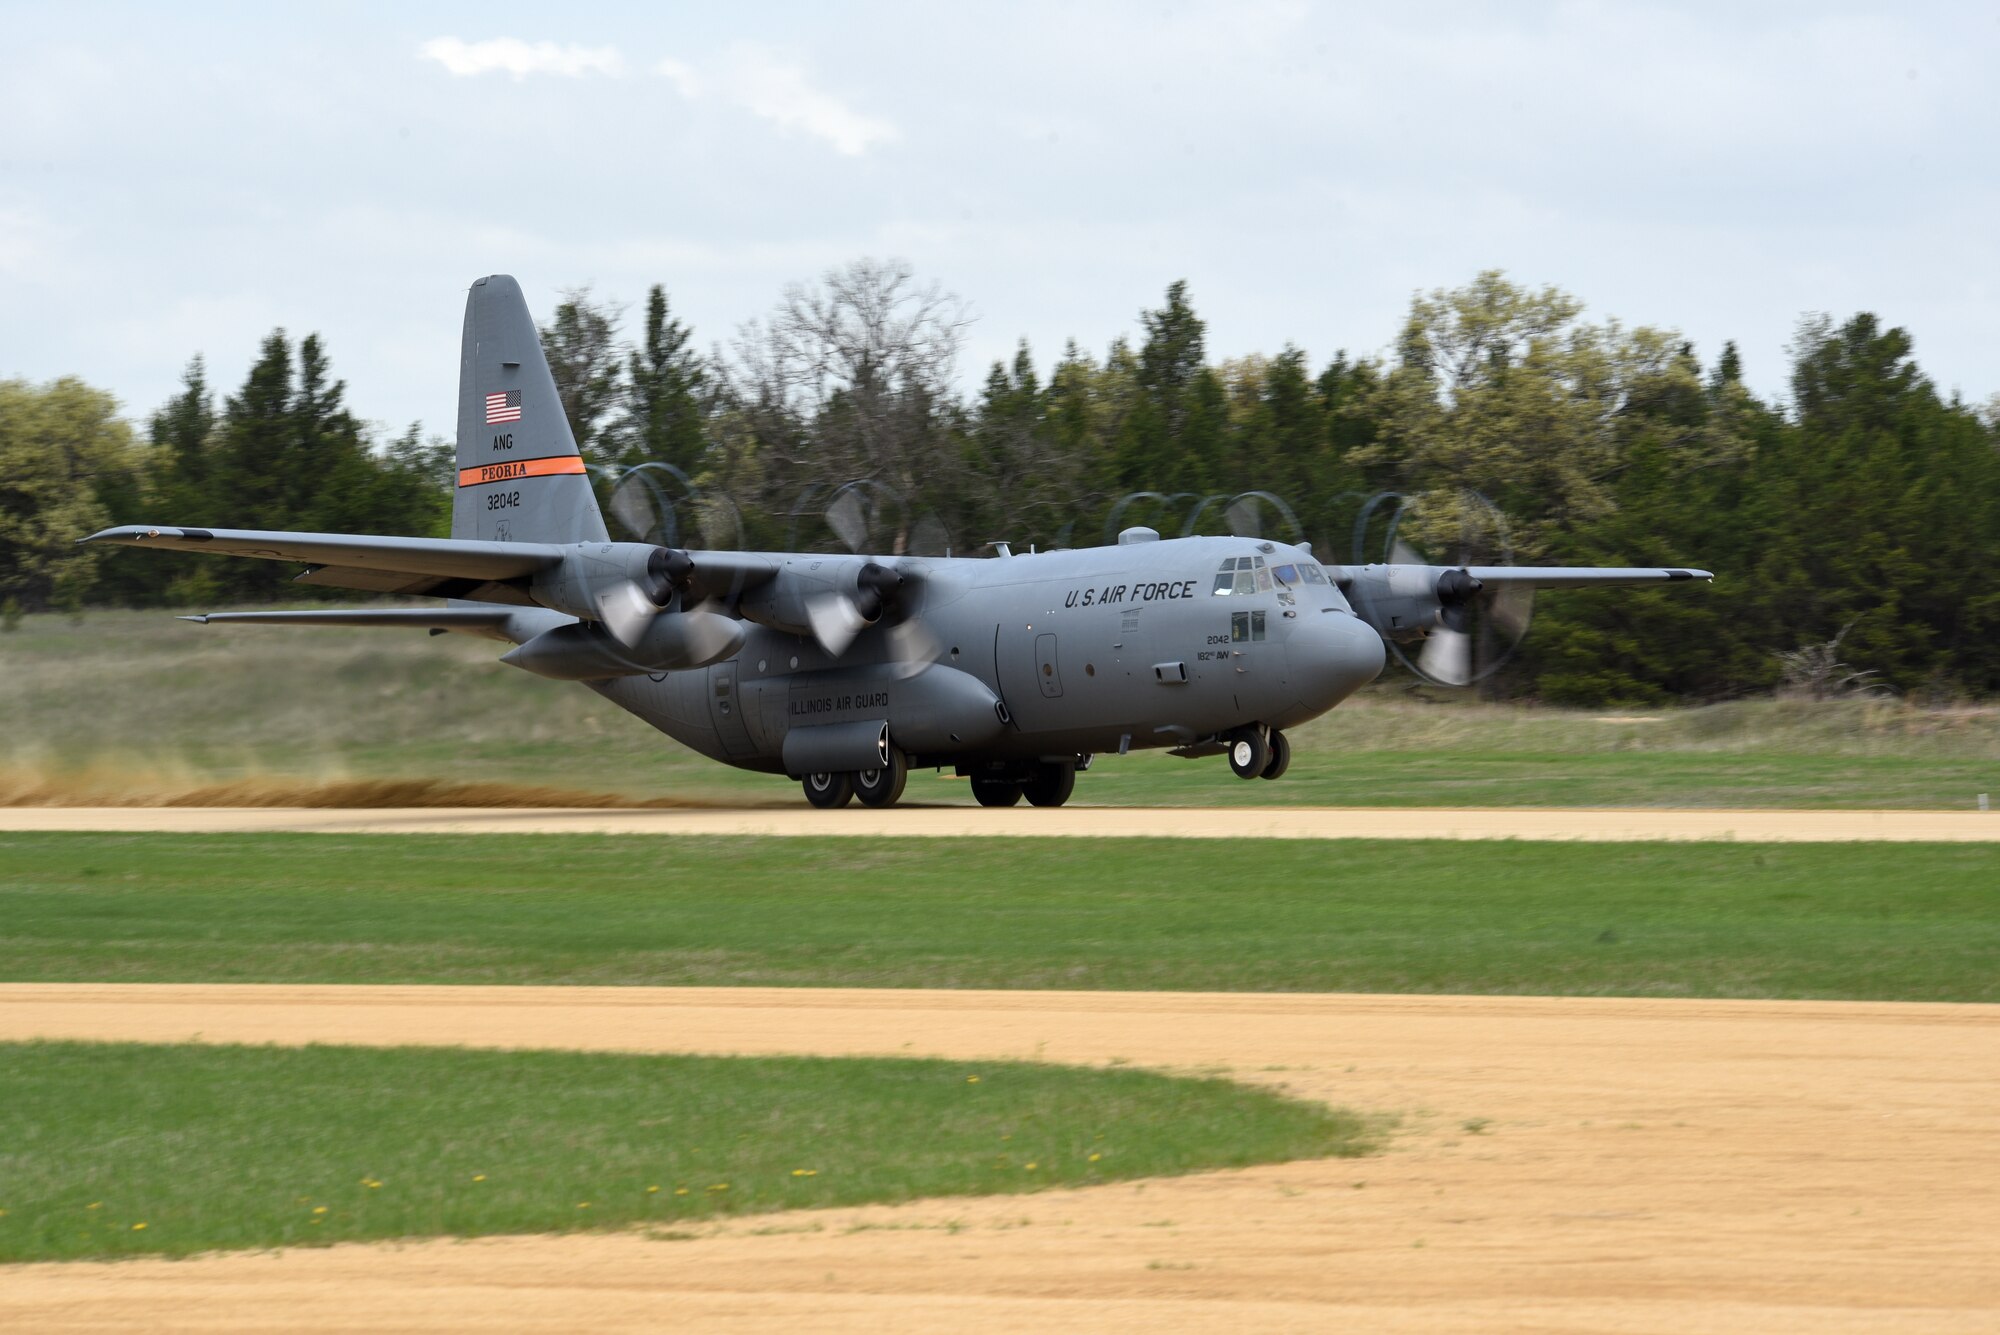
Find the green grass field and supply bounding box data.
[0,1041,1369,1262]
[4,833,1994,1001]
[7,607,2000,808]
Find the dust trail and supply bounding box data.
[0,764,754,810]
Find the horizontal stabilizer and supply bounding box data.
[179,608,517,630]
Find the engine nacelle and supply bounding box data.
[1340,564,1481,644]
[530,543,688,624]
[499,612,743,680]
[735,557,902,638]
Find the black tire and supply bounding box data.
[802,771,854,808]
[853,748,908,808]
[1260,729,1292,781]
[970,776,1024,807]
[1227,728,1271,780]
[1022,762,1076,807]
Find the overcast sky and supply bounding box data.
[3,2,1995,442]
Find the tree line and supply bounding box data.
[4,263,1996,704]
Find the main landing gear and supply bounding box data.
[1227,726,1290,781]
[802,747,910,809]
[803,754,1086,810]
[967,758,1080,808]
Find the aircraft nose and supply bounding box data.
[1286,611,1385,711]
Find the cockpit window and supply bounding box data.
[1300,564,1329,585]
[1213,555,1295,596]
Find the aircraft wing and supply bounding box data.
[81,525,564,590]
[1461,566,1712,587]
[82,524,783,605]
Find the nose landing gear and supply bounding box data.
[1226,726,1290,780]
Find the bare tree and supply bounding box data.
[723,259,973,550]
[1775,620,1889,701]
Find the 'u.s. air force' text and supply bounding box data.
[1063,580,1198,609]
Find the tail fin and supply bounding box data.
[451,275,608,545]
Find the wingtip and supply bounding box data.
[78,525,161,545]
[176,614,211,624]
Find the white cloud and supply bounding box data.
[419,37,623,80]
[656,57,703,99]
[656,46,897,156]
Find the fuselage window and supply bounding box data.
[1230,610,1269,642]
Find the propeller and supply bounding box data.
[594,546,690,647]
[605,463,744,551]
[793,483,950,672]
[805,561,903,657]
[1376,489,1536,688]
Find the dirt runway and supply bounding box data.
[4,984,1996,1332]
[7,804,2000,840]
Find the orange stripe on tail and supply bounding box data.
[456,456,588,488]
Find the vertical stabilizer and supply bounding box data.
[452,275,608,545]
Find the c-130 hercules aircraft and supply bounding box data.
[85,276,1712,808]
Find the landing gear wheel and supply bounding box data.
[853,748,908,808]
[1227,728,1272,780]
[1260,729,1291,781]
[1022,762,1076,808]
[970,776,1024,807]
[802,771,854,808]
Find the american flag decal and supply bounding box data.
[484,390,523,424]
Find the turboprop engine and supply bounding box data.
[735,557,912,657]
[529,543,692,643]
[1339,564,1479,643]
[1337,562,1534,687]
[506,541,742,679]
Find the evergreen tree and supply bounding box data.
[540,288,625,466]
[616,284,706,473]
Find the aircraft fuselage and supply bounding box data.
[590,534,1386,775]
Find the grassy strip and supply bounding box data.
[3,833,1997,1001]
[0,1040,1369,1263]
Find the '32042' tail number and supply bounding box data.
[487,490,521,510]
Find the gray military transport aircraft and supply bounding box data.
[84,275,1712,808]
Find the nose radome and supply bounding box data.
[1286,611,1385,711]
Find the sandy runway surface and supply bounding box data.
[4,984,1997,1332]
[7,804,2000,840]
